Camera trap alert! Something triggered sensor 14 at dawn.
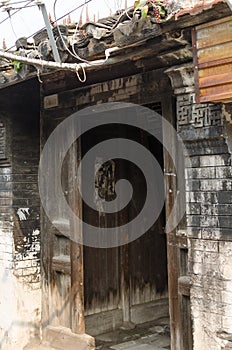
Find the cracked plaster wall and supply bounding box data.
[0,112,41,350]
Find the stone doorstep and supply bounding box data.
[44,326,95,350]
[110,342,167,350]
[23,338,57,350]
[24,345,56,350]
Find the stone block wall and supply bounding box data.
[176,90,232,350]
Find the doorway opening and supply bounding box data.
[82,103,169,340]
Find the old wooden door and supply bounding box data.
[41,99,192,349]
[41,121,85,335]
[81,105,169,335]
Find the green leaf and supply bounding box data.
[134,0,140,8]
[134,0,147,9]
[159,8,166,15]
[142,5,148,18]
[13,60,23,73]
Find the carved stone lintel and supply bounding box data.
[165,63,194,95]
[165,63,224,140]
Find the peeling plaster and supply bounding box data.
[17,208,30,221]
[222,104,232,157]
[0,226,41,350]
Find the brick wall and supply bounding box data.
[0,158,13,270]
[11,113,40,286]
[0,107,41,349]
[177,92,232,350]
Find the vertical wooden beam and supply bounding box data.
[162,95,182,350]
[69,139,85,334]
[120,244,130,323]
[192,27,200,104]
[119,131,130,324]
[70,240,85,333]
[40,107,53,334]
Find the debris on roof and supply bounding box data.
[0,2,182,64]
[176,0,224,18]
[0,0,229,87]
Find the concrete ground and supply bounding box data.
[24,317,170,350]
[24,340,54,350]
[95,317,170,350]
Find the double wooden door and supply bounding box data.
[41,99,192,349]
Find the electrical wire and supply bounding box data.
[6,0,91,51]
[69,0,87,58]
[4,4,37,9]
[0,0,34,26]
[103,0,111,11]
[8,11,18,39]
[0,0,133,83]
[53,0,100,64]
[0,0,29,6]
[4,0,126,74]
[53,0,132,65]
[70,0,90,60]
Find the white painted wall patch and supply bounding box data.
[17,208,30,221]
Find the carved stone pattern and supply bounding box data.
[0,122,6,159]
[177,94,222,128]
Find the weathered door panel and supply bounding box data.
[41,127,84,333]
[84,247,120,315]
[41,97,192,349]
[83,114,168,334]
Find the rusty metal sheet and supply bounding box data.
[193,16,232,103]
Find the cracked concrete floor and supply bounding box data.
[95,317,170,350]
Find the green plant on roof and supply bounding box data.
[13,60,23,73]
[134,0,170,23]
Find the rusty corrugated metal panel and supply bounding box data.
[193,16,232,103]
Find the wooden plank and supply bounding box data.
[52,255,71,274]
[85,309,123,336]
[58,273,72,327]
[69,140,85,334]
[120,244,130,323]
[192,27,200,104]
[130,299,169,325]
[199,71,232,88]
[162,95,183,350]
[119,147,130,323]
[180,296,193,350]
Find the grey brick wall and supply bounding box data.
[177,92,232,350]
[11,113,41,285]
[0,110,41,350]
